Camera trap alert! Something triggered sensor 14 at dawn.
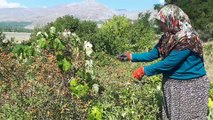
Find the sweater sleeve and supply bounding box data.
[131,46,160,62]
[144,49,191,76]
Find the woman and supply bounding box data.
[117,4,210,120]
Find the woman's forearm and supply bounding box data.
[131,47,160,62]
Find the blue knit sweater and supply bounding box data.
[131,46,206,80]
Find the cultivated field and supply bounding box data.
[3,32,31,42]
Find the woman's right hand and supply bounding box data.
[117,52,131,62]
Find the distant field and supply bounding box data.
[0,22,32,32]
[3,32,31,42]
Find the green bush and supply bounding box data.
[93,55,162,119]
[91,15,156,55]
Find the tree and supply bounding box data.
[48,15,80,32]
[129,13,156,52]
[94,16,132,55]
[154,4,163,11]
[92,15,156,55]
[76,20,98,42]
[32,15,98,46]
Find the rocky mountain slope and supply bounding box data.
[0,1,156,29]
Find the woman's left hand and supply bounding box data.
[133,67,145,80]
[116,52,131,61]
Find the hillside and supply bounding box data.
[0,1,156,29]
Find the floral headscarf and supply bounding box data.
[156,4,203,59]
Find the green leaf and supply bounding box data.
[53,38,65,50]
[12,45,24,57]
[209,98,213,109]
[58,42,65,50]
[69,81,89,98]
[53,38,59,49]
[23,46,35,58]
[62,58,71,72]
[69,79,79,93]
[77,70,84,78]
[88,106,102,120]
[75,84,89,97]
[70,79,78,87]
[38,38,46,48]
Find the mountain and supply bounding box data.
[114,9,140,20]
[0,1,157,29]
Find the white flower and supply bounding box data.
[2,39,9,43]
[62,31,72,38]
[85,59,95,79]
[36,31,42,37]
[50,26,56,34]
[35,45,42,53]
[84,41,93,57]
[122,112,127,118]
[71,33,77,37]
[76,37,80,42]
[92,84,99,93]
[85,59,93,66]
[86,48,93,57]
[85,60,93,69]
[19,53,23,59]
[62,32,68,37]
[84,41,93,49]
[44,32,48,38]
[85,59,94,76]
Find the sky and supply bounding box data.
[0,0,165,10]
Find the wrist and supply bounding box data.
[141,67,146,75]
[126,52,131,60]
[140,67,145,75]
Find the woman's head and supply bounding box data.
[156,5,203,59]
[156,4,193,34]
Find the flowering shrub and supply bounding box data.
[0,27,101,119]
[28,27,101,99]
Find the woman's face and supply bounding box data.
[159,21,169,33]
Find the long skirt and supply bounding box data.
[162,75,210,120]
